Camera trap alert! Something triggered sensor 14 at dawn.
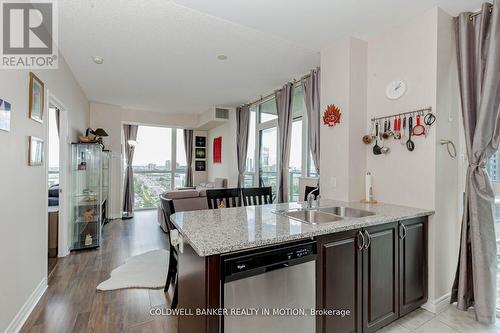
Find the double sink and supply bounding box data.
[274,206,375,224]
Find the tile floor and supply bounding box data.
[377,306,500,333]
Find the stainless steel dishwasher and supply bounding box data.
[222,240,316,333]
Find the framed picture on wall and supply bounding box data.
[195,136,206,147]
[195,148,206,159]
[213,136,222,163]
[29,72,44,123]
[0,99,11,132]
[195,160,206,171]
[28,136,44,166]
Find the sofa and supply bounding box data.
[157,178,228,232]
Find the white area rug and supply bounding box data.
[97,249,169,291]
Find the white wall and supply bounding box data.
[431,7,461,308]
[206,108,238,187]
[320,37,367,201]
[0,59,89,332]
[365,9,437,210]
[319,7,462,311]
[90,102,203,217]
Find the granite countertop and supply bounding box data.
[170,199,434,257]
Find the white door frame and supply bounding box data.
[46,91,70,257]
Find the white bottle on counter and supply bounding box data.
[365,172,373,202]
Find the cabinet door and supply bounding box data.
[399,217,428,316]
[363,222,399,333]
[316,230,363,333]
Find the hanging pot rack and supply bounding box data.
[370,106,433,122]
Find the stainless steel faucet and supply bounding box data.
[306,187,320,209]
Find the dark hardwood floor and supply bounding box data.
[22,210,177,333]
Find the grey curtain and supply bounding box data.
[183,129,194,187]
[275,83,294,203]
[302,68,321,174]
[451,2,500,324]
[123,124,138,216]
[236,105,250,188]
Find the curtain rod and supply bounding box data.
[470,5,493,20]
[242,73,311,108]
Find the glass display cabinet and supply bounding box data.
[70,143,104,250]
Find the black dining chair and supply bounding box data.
[304,186,320,201]
[159,194,178,309]
[242,187,273,206]
[206,188,243,209]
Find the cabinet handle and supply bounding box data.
[363,230,371,249]
[401,224,407,239]
[357,230,365,250]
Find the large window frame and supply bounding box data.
[245,83,318,201]
[129,125,187,210]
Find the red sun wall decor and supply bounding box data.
[213,136,222,163]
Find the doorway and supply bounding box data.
[47,105,60,274]
[46,93,69,278]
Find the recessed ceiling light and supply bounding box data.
[92,56,104,64]
[217,54,228,61]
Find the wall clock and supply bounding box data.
[386,80,407,100]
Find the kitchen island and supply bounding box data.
[170,199,433,333]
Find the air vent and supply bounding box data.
[215,108,229,120]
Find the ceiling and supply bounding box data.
[58,0,483,114]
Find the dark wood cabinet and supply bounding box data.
[362,222,399,333]
[398,217,428,316]
[316,218,428,333]
[316,230,363,333]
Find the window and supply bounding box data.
[175,129,187,188]
[259,98,277,123]
[259,126,278,195]
[289,119,302,201]
[48,107,59,187]
[244,107,257,188]
[486,152,500,313]
[132,126,187,210]
[244,83,319,202]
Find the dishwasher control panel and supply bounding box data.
[223,241,316,281]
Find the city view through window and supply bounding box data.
[245,86,317,202]
[486,151,500,312]
[132,126,186,209]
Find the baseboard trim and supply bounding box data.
[422,293,451,314]
[4,278,47,333]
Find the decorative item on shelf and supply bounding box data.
[83,208,95,222]
[78,151,87,170]
[29,72,44,123]
[79,128,109,147]
[28,136,44,166]
[0,98,12,132]
[85,234,93,246]
[195,136,206,147]
[323,104,342,127]
[79,135,98,143]
[213,136,222,163]
[84,196,97,202]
